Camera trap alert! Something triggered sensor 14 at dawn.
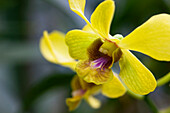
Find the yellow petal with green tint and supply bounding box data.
[71,75,82,91]
[68,0,90,24]
[79,77,95,90]
[119,49,157,95]
[85,85,102,97]
[65,30,99,60]
[91,0,115,39]
[118,14,170,61]
[71,75,93,91]
[82,24,94,33]
[102,75,126,98]
[76,60,113,85]
[85,96,101,109]
[40,31,77,70]
[66,96,82,111]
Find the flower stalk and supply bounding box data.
[157,72,170,87]
[144,95,159,113]
[127,90,159,113]
[126,88,144,100]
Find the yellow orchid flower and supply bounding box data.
[66,75,101,111]
[40,31,126,111]
[66,74,126,111]
[65,0,170,95]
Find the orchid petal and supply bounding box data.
[91,0,115,39]
[102,75,126,98]
[119,49,157,95]
[119,14,170,61]
[65,30,99,60]
[40,31,77,70]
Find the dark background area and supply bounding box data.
[0,0,169,113]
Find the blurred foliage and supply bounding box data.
[0,0,169,113]
[23,73,74,111]
[160,107,170,113]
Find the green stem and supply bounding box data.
[144,95,159,113]
[157,72,170,87]
[126,89,159,113]
[125,72,170,113]
[126,88,144,100]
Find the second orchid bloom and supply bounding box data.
[40,0,170,111]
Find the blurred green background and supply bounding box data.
[0,0,170,113]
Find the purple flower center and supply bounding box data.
[90,56,112,70]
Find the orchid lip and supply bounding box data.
[90,56,112,70]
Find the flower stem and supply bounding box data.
[157,72,170,87]
[144,95,159,113]
[126,89,144,100]
[126,88,159,113]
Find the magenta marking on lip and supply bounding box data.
[90,56,112,70]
